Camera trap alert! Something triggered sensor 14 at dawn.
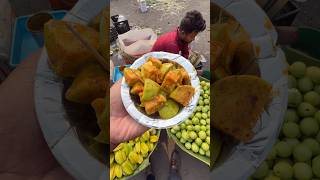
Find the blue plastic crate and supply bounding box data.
[112,64,131,83]
[10,10,67,67]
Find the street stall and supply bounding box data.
[109,0,213,179]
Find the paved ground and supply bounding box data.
[293,0,320,28]
[110,0,210,70]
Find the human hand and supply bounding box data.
[110,79,148,150]
[0,50,73,180]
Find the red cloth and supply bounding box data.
[151,28,189,58]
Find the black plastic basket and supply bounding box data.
[111,14,130,34]
[110,25,118,43]
[111,15,119,23]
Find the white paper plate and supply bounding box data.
[34,0,107,180]
[121,52,200,129]
[211,0,288,180]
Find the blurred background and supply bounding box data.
[0,0,79,82]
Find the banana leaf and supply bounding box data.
[166,76,223,167]
[211,131,222,170]
[167,128,209,165]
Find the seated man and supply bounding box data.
[151,10,206,59]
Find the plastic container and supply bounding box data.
[10,10,66,67]
[138,0,148,13]
[211,1,288,179]
[26,12,54,46]
[112,64,131,83]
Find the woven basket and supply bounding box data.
[188,50,202,67]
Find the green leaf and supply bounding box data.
[166,77,223,168]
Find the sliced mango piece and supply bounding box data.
[142,79,161,101]
[144,95,167,115]
[91,98,107,143]
[159,63,174,82]
[65,63,107,104]
[44,20,99,78]
[158,99,180,119]
[170,85,195,106]
[147,57,162,68]
[159,89,168,97]
[124,68,142,86]
[130,82,144,95]
[161,70,181,93]
[178,68,191,85]
[141,61,160,82]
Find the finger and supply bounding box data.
[110,115,149,145]
[0,49,58,174]
[110,78,122,106]
[128,118,149,139]
[110,78,126,116]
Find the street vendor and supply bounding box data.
[151,10,206,59]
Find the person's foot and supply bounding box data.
[146,161,156,180]
[170,150,181,171]
[146,173,156,180]
[168,150,182,180]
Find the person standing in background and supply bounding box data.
[151,10,206,59]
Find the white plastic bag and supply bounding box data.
[118,28,157,57]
